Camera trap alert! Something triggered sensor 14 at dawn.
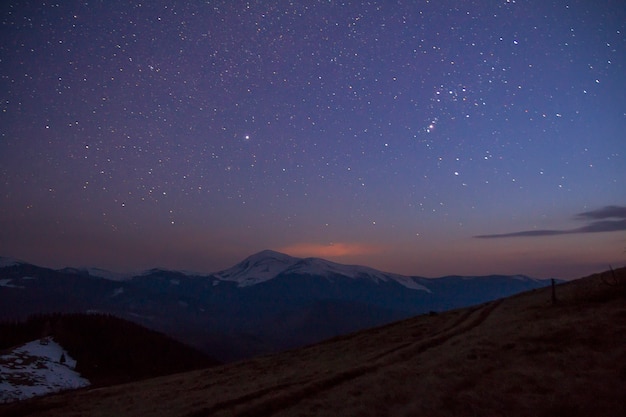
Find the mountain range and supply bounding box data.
[0,250,554,361]
[3,267,623,416]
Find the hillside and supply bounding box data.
[1,267,624,417]
[0,313,218,388]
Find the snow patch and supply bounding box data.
[0,338,90,403]
[0,279,24,289]
[512,275,534,281]
[129,312,154,320]
[391,275,432,292]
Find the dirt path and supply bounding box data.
[195,300,503,417]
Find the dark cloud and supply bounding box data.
[475,205,626,239]
[575,219,626,233]
[575,205,626,220]
[475,229,569,238]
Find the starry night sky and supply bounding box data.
[1,1,625,279]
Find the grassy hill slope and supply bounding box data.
[1,267,624,417]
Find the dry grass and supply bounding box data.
[2,267,625,417]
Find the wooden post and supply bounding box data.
[551,278,557,305]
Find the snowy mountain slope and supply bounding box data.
[280,256,431,291]
[0,338,90,403]
[0,278,25,289]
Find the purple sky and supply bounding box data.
[1,1,625,279]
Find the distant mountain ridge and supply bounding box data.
[0,251,554,361]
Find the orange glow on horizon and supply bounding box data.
[278,242,383,259]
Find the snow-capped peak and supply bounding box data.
[213,250,430,291]
[214,250,299,287]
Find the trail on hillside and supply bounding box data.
[190,300,503,417]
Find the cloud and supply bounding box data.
[575,219,626,233]
[278,242,383,258]
[575,205,626,220]
[475,229,569,238]
[475,205,626,239]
